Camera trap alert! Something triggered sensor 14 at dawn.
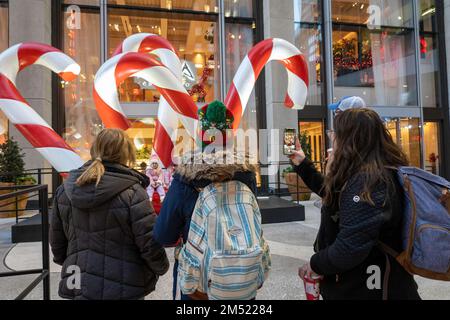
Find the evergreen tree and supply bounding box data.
[0,137,26,183]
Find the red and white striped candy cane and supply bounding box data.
[96,33,197,136]
[225,38,309,130]
[0,42,83,173]
[111,33,195,167]
[93,52,198,167]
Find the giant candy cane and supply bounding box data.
[111,33,196,167]
[0,42,84,172]
[93,52,198,167]
[226,38,309,130]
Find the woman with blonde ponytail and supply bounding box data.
[50,129,169,300]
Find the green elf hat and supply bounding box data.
[198,100,234,149]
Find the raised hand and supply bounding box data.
[289,138,306,166]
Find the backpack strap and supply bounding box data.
[377,241,400,259]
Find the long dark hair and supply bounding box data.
[323,108,409,206]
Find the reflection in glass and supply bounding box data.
[420,0,440,108]
[108,9,220,104]
[225,22,255,131]
[299,121,324,171]
[420,0,437,33]
[294,0,322,106]
[332,25,417,107]
[107,0,218,12]
[423,122,440,175]
[64,0,99,5]
[224,0,253,18]
[63,9,103,160]
[331,0,413,27]
[126,118,156,162]
[294,0,321,23]
[384,118,421,167]
[0,4,8,144]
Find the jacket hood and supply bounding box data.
[63,161,150,209]
[176,151,256,186]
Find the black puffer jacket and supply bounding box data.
[50,162,170,300]
[294,159,420,300]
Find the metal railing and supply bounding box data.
[0,185,50,300]
[0,168,55,223]
[258,160,325,204]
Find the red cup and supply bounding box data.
[303,275,321,301]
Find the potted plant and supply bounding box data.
[282,131,313,202]
[0,137,36,218]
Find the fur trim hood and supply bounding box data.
[175,151,257,183]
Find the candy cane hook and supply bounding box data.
[0,42,83,172]
[95,33,197,138]
[94,52,198,166]
[225,38,309,130]
[111,33,195,167]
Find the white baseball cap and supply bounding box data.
[328,96,367,112]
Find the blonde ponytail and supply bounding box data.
[76,158,105,186]
[75,129,136,186]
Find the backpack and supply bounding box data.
[177,180,271,300]
[381,167,450,281]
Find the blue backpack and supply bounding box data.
[381,167,450,281]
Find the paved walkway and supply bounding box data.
[0,201,448,300]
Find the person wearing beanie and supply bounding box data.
[153,100,258,300]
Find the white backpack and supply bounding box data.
[178,180,271,300]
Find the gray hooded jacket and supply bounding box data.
[50,161,169,300]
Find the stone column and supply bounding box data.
[9,0,53,187]
[262,0,298,187]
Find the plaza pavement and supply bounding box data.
[0,200,448,300]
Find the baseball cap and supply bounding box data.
[328,96,367,112]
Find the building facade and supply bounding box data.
[0,0,449,192]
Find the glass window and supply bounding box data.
[332,0,413,27]
[420,0,440,108]
[423,122,441,175]
[63,8,103,160]
[294,0,321,23]
[384,117,421,167]
[332,0,417,107]
[127,117,156,162]
[299,121,324,171]
[224,0,253,18]
[420,0,437,32]
[0,2,8,144]
[107,0,218,13]
[294,0,323,106]
[108,8,221,104]
[64,0,99,5]
[225,21,255,131]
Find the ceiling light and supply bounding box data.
[422,7,436,16]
